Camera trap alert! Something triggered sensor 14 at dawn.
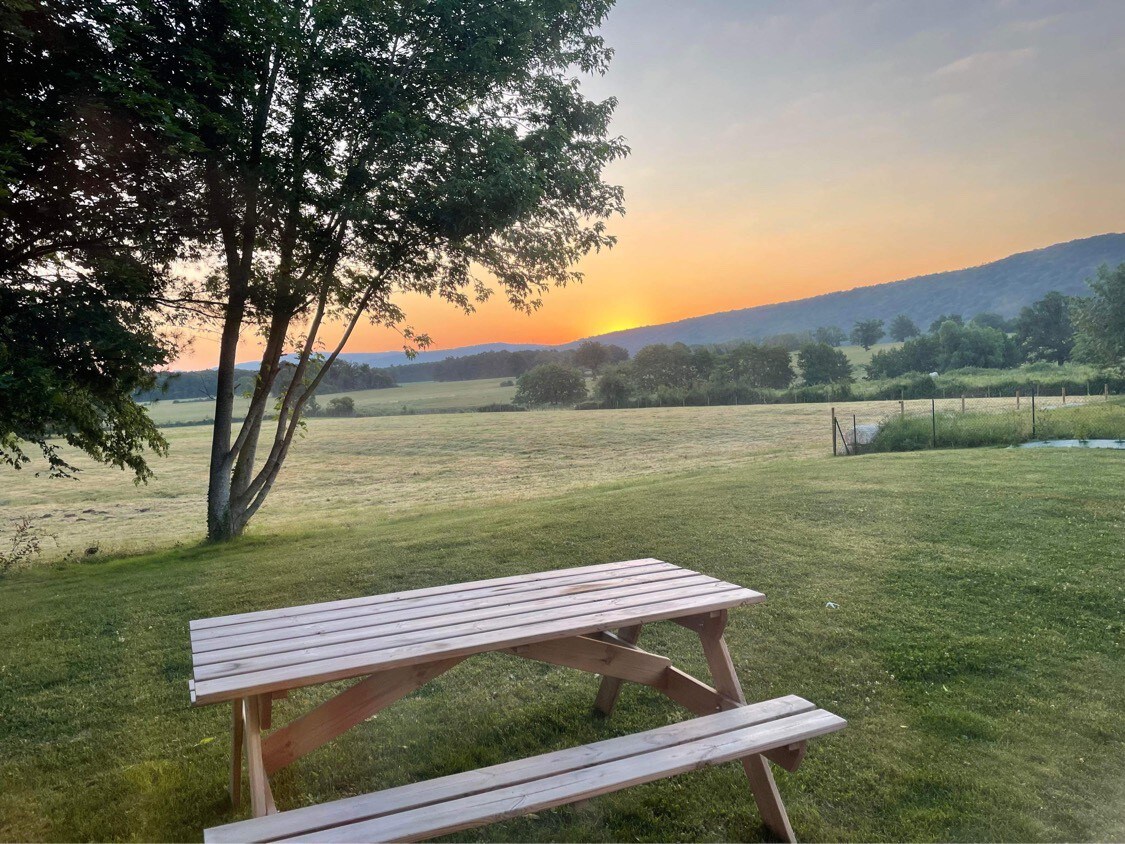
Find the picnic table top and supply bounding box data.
[188,558,763,706]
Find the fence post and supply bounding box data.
[899,399,905,418]
[961,394,965,413]
[1016,389,1021,410]
[1106,383,1111,401]
[831,406,837,456]
[931,398,936,448]
[1031,386,1037,439]
[853,414,858,455]
[1062,386,1067,405]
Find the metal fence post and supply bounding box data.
[931,398,936,448]
[1016,389,1021,410]
[853,414,858,455]
[832,406,837,456]
[1031,385,1037,439]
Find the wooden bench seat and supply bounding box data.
[205,695,845,843]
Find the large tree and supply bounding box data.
[887,314,920,342]
[106,0,626,540]
[1015,291,1074,364]
[1,1,189,479]
[850,318,885,351]
[797,343,852,385]
[1073,263,1125,370]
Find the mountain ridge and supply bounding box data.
[230,232,1125,368]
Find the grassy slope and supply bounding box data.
[1,449,1123,842]
[141,378,518,426]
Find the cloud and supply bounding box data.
[930,47,1037,80]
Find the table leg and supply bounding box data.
[230,701,244,807]
[242,695,277,817]
[696,610,796,843]
[594,624,643,715]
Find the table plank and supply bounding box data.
[192,583,762,705]
[192,559,668,634]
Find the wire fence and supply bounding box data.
[832,385,1124,455]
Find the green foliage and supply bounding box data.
[797,343,852,385]
[594,366,631,407]
[887,314,920,342]
[870,402,1125,452]
[1073,263,1125,370]
[929,313,963,333]
[572,341,627,375]
[813,325,847,346]
[850,319,885,351]
[1016,291,1074,364]
[0,276,172,480]
[868,322,1019,379]
[969,312,1012,332]
[514,364,588,407]
[325,397,356,417]
[628,343,698,393]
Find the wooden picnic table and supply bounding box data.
[190,558,838,842]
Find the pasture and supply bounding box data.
[1,401,1123,843]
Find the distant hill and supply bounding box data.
[576,233,1125,353]
[236,342,548,370]
[229,233,1124,370]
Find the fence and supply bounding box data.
[832,385,1122,455]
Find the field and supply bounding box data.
[142,378,518,426]
[1,403,1123,842]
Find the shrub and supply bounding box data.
[325,396,356,417]
[513,364,587,407]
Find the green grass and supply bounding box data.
[141,379,518,426]
[870,401,1125,451]
[1,448,1123,842]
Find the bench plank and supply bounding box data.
[205,695,828,843]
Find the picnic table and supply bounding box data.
[190,558,844,842]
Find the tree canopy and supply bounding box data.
[1016,292,1074,365]
[797,343,852,385]
[850,319,885,351]
[1073,263,1125,370]
[514,364,588,407]
[887,314,920,342]
[93,0,625,539]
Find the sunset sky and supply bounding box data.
[176,0,1125,369]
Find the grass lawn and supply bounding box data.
[140,378,518,426]
[1,447,1123,842]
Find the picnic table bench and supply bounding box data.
[190,558,845,842]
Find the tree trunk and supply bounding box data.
[207,302,242,542]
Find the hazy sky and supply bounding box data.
[177,0,1125,368]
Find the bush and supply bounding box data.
[513,364,587,407]
[499,380,515,387]
[325,396,355,417]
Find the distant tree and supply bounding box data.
[887,315,920,342]
[514,364,588,407]
[325,397,356,417]
[629,343,697,393]
[726,344,794,388]
[813,326,847,347]
[1015,292,1074,364]
[595,366,631,407]
[969,312,1011,332]
[1072,263,1125,370]
[929,313,963,333]
[572,341,613,375]
[850,319,885,351]
[797,343,852,385]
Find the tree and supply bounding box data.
[726,344,794,388]
[514,364,587,407]
[1073,263,1125,370]
[629,343,697,393]
[797,343,852,385]
[887,315,920,342]
[850,319,885,351]
[1015,291,1074,364]
[813,326,846,346]
[325,397,355,417]
[929,313,963,333]
[595,367,631,407]
[105,0,626,540]
[970,312,1011,332]
[1,1,190,479]
[572,341,618,375]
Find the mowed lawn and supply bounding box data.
[0,445,1123,842]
